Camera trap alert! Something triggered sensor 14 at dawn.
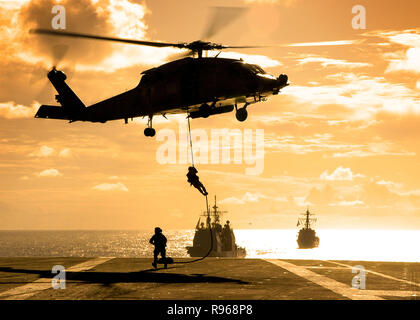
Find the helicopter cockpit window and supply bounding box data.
[230,62,253,77]
[140,71,159,85]
[246,64,266,74]
[140,73,151,85]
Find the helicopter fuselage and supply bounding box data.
[35,57,289,128]
[86,57,287,121]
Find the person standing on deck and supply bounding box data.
[149,227,167,269]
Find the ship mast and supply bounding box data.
[212,195,227,224]
[305,209,310,229]
[201,195,227,228]
[298,208,317,229]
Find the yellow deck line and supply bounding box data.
[327,260,420,288]
[362,290,419,297]
[265,259,384,300]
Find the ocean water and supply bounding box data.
[0,229,419,262]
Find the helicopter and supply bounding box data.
[31,28,289,137]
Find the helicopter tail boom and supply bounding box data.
[35,105,69,120]
[35,68,86,121]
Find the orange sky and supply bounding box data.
[0,0,420,230]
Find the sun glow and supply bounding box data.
[235,229,420,262]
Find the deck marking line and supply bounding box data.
[326,260,420,288]
[362,290,419,297]
[306,266,348,270]
[0,257,114,300]
[265,259,384,300]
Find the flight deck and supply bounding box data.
[0,258,418,300]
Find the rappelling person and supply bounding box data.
[149,227,167,269]
[186,166,208,196]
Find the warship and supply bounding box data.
[186,196,246,258]
[296,208,320,249]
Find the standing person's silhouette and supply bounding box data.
[149,227,167,269]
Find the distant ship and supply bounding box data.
[297,208,320,249]
[186,196,247,258]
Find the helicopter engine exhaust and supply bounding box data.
[190,105,234,119]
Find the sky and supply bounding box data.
[0,0,420,230]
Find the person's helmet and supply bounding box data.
[155,227,162,233]
[188,166,195,171]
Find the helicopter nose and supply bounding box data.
[277,74,288,86]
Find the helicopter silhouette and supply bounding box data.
[31,9,289,137]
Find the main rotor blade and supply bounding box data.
[279,40,362,47]
[202,6,248,40]
[224,45,267,49]
[30,29,187,49]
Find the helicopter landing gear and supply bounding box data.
[144,115,156,137]
[144,127,155,137]
[235,103,248,122]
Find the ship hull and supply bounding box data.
[297,228,320,249]
[186,196,246,258]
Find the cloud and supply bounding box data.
[329,200,365,207]
[58,148,71,158]
[273,196,288,202]
[331,142,416,158]
[10,0,179,75]
[386,48,420,74]
[293,196,311,207]
[108,175,127,180]
[18,0,114,66]
[265,133,367,155]
[286,40,360,47]
[384,30,420,47]
[39,168,62,177]
[0,0,30,10]
[92,182,128,192]
[0,101,38,119]
[320,166,364,181]
[305,185,335,206]
[297,55,371,69]
[327,120,349,126]
[220,192,268,204]
[285,73,420,118]
[29,146,74,159]
[371,29,420,74]
[220,192,289,205]
[30,145,54,157]
[376,180,403,189]
[360,182,401,206]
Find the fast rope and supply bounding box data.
[187,115,195,168]
[173,194,213,264]
[172,116,213,264]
